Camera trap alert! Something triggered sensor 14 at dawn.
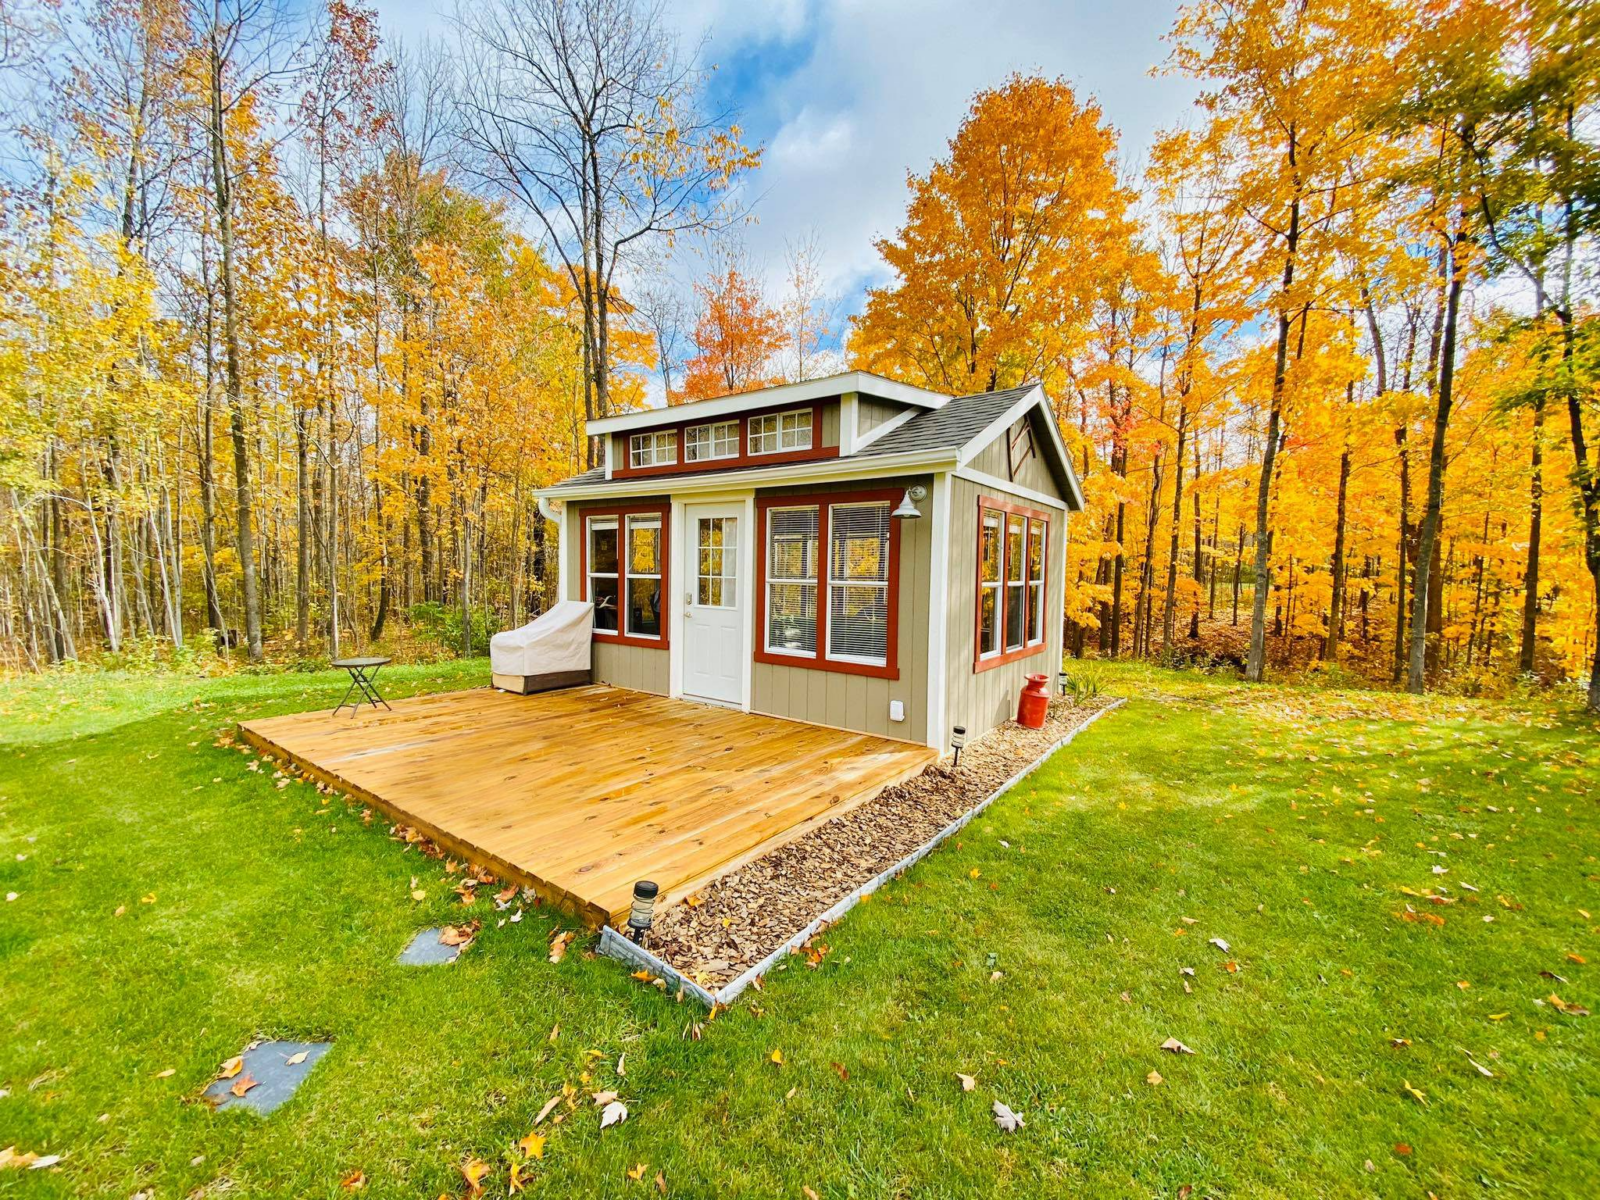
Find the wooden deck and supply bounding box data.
[240,686,935,927]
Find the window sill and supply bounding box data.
[754,648,899,680]
[973,641,1046,673]
[594,630,670,651]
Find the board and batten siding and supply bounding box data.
[968,408,1065,498]
[565,499,670,696]
[750,475,933,745]
[943,469,1068,741]
[856,396,905,438]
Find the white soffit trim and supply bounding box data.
[537,448,960,501]
[953,384,1086,512]
[925,472,952,754]
[954,467,1070,512]
[586,371,949,436]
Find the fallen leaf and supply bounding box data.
[1160,1037,1195,1055]
[154,1068,175,1079]
[1394,1143,1412,1156]
[1147,1070,1163,1086]
[533,1094,562,1126]
[830,1061,849,1082]
[600,1100,628,1130]
[1208,937,1230,953]
[770,1049,784,1067]
[461,1159,490,1197]
[341,1170,365,1191]
[803,1189,820,1200]
[218,1056,243,1080]
[1402,1079,1428,1106]
[969,868,981,879]
[992,1100,1024,1132]
[627,1163,647,1182]
[508,1160,528,1194]
[229,1075,258,1098]
[655,1171,666,1194]
[518,1130,546,1159]
[549,930,575,963]
[616,1053,626,1078]
[1549,993,1590,1016]
[1568,953,1587,965]
[956,1072,976,1092]
[1487,1013,1509,1021]
[591,1090,619,1106]
[410,889,426,901]
[285,1051,308,1066]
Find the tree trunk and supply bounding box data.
[1326,430,1351,662]
[209,37,262,662]
[1519,397,1543,673]
[1408,227,1468,694]
[1246,178,1301,683]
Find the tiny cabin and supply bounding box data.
[535,371,1085,754]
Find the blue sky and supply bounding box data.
[374,0,1201,326]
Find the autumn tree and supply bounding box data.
[850,73,1134,396]
[676,252,785,401]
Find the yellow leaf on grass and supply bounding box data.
[770,1049,784,1066]
[411,889,426,901]
[508,1160,528,1195]
[341,1170,365,1191]
[1147,1070,1163,1086]
[627,1163,647,1181]
[154,1068,175,1078]
[461,1159,490,1197]
[1488,1012,1509,1021]
[518,1131,546,1160]
[969,868,981,879]
[1402,1080,1427,1106]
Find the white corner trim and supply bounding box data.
[853,404,920,454]
[953,467,1070,513]
[596,698,1128,1008]
[925,472,951,753]
[604,434,614,480]
[741,494,756,712]
[668,498,686,699]
[839,391,858,456]
[557,504,574,603]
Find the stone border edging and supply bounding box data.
[599,697,1128,1008]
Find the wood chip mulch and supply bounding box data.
[647,697,1114,987]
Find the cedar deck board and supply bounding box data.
[239,685,935,927]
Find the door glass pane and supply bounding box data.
[592,576,619,631]
[590,519,618,574]
[695,516,737,608]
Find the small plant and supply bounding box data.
[1059,672,1101,704]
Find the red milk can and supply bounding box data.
[1016,673,1050,729]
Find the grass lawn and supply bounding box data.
[1,661,1596,1198]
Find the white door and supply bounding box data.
[682,505,744,706]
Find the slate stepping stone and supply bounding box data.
[399,926,461,966]
[204,1040,331,1115]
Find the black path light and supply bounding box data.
[951,725,967,768]
[627,880,659,943]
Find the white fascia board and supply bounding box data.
[585,371,949,437]
[953,466,1071,512]
[536,448,959,503]
[953,384,1086,512]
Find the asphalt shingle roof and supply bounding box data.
[852,385,1037,459]
[543,384,1069,499]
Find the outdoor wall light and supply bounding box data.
[892,484,928,520]
[627,879,659,942]
[951,725,967,767]
[1058,670,1069,697]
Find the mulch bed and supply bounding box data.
[648,697,1113,987]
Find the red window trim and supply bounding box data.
[610,401,839,481]
[973,494,1049,673]
[754,488,901,681]
[578,503,671,650]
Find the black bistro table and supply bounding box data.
[330,656,393,717]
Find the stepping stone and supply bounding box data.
[204,1040,331,1115]
[398,926,461,966]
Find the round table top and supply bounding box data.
[332,656,391,669]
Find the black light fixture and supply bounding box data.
[951,725,967,768]
[627,880,659,943]
[1058,670,1069,697]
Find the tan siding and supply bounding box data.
[944,474,1068,741]
[970,410,1063,496]
[857,397,905,437]
[750,475,933,744]
[821,400,840,448]
[593,641,669,694]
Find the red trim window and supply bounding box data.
[628,430,677,468]
[755,489,900,680]
[748,408,813,455]
[974,495,1048,672]
[580,504,670,649]
[610,402,836,480]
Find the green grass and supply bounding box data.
[1,661,1596,1198]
